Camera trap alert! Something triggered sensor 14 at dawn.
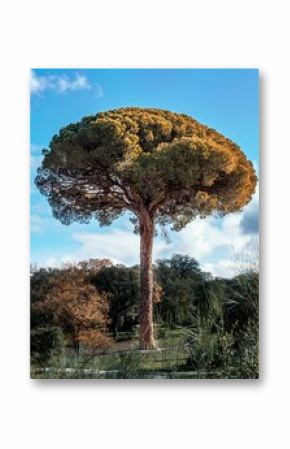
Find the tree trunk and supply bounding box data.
[139,211,156,350]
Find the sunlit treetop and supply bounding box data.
[36,107,257,230]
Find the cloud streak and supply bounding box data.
[30,71,103,97]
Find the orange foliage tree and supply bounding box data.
[33,267,112,350]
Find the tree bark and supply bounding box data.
[139,210,156,350]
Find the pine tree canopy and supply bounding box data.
[35,107,257,230]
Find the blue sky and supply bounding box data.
[30,69,259,277]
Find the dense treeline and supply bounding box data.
[30,254,258,378]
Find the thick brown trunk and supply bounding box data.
[139,211,156,350]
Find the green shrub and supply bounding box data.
[31,326,65,367]
[185,319,258,378]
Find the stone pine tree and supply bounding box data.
[35,107,257,349]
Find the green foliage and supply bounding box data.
[35,107,257,230]
[224,271,259,330]
[185,321,259,378]
[30,268,58,328]
[185,271,259,378]
[91,266,139,337]
[30,258,259,379]
[155,255,206,326]
[110,352,143,379]
[157,254,201,277]
[31,326,65,367]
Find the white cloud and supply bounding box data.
[202,259,243,279]
[38,255,76,269]
[202,240,258,277]
[174,214,250,261]
[171,191,259,277]
[30,71,101,95]
[56,73,90,92]
[30,71,47,94]
[72,229,169,266]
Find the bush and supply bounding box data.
[31,326,65,366]
[111,352,143,379]
[183,269,259,378]
[77,330,113,349]
[224,319,259,379]
[185,319,258,378]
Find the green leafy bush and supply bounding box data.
[31,326,65,367]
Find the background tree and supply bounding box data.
[35,107,257,349]
[32,267,112,350]
[155,254,206,326]
[91,266,140,338]
[77,258,113,274]
[31,267,59,329]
